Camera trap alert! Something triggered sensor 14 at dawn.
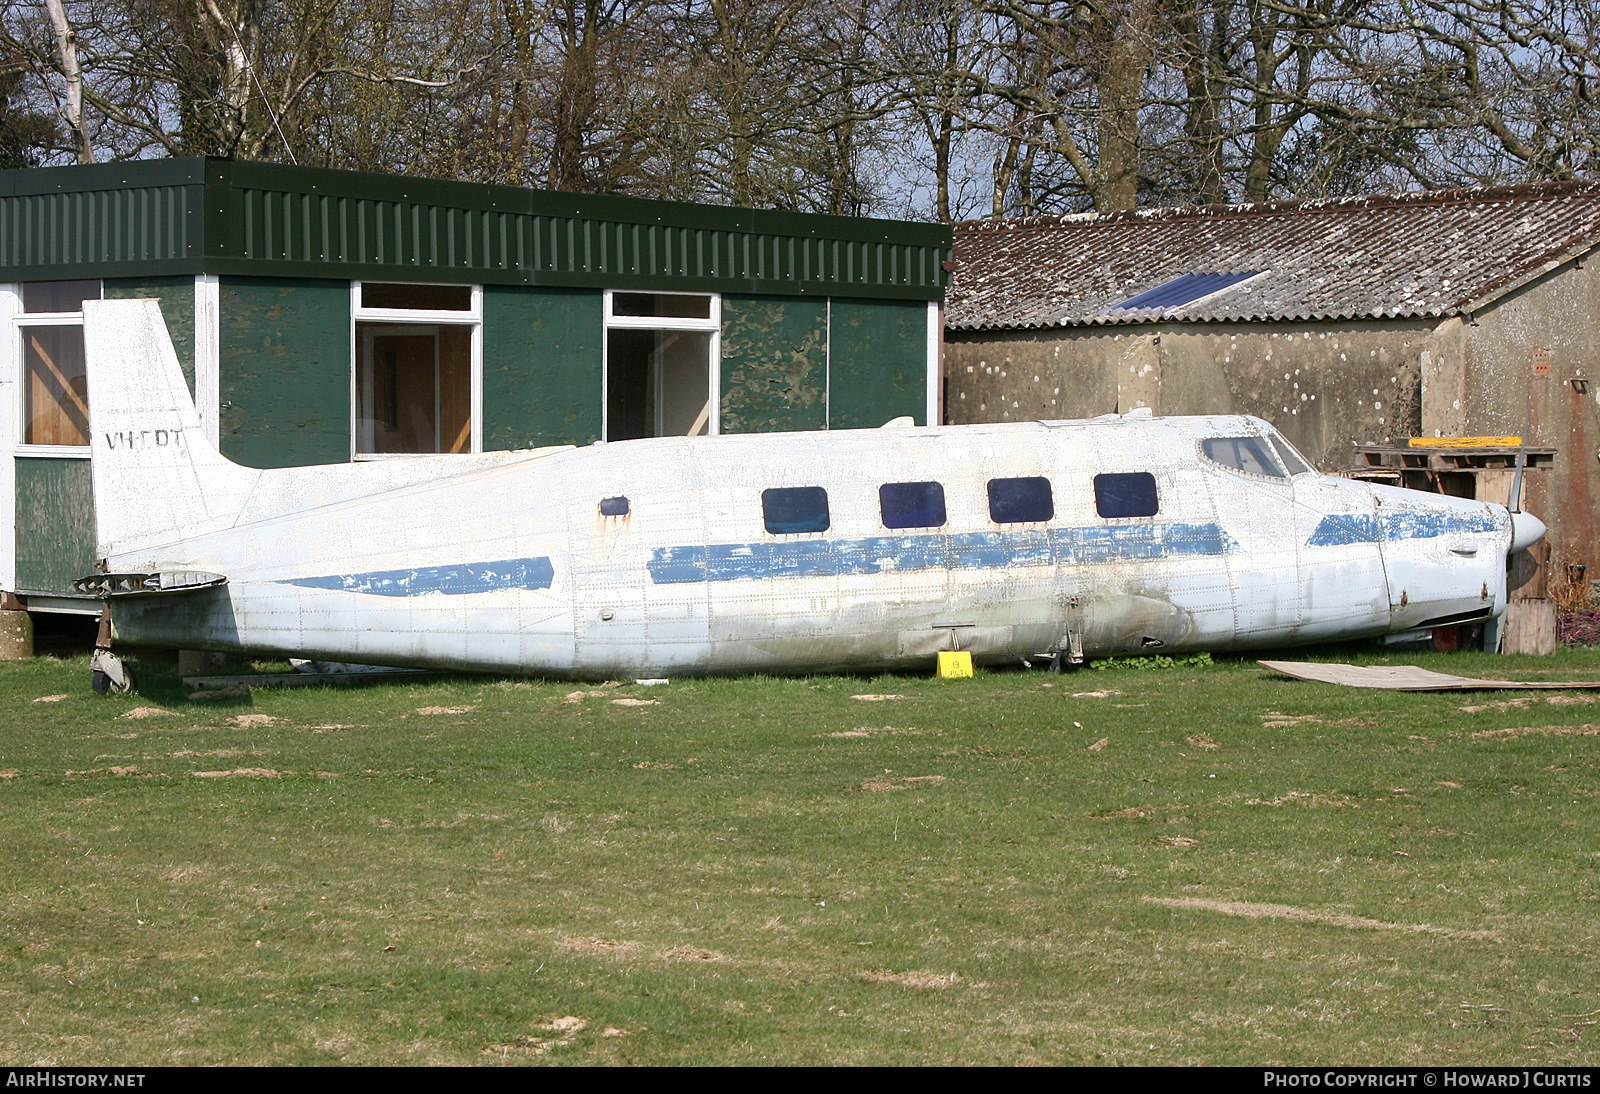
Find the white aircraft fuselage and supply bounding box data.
[82,301,1544,677]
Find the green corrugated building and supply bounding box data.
[0,158,950,614]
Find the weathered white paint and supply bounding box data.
[193,274,220,447]
[0,284,16,592]
[82,299,1540,678]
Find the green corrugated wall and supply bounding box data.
[719,295,828,434]
[105,276,195,395]
[13,457,95,594]
[481,286,603,450]
[826,299,928,428]
[218,276,350,468]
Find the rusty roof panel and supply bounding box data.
[947,181,1600,331]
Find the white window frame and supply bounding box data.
[350,281,482,460]
[0,283,16,593]
[601,290,721,442]
[12,282,100,459]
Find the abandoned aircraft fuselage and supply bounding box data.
[83,300,1543,677]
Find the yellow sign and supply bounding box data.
[1407,436,1522,448]
[937,651,974,678]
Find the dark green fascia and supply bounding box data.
[197,158,950,247]
[0,158,950,300]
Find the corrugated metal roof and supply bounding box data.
[946,180,1600,330]
[0,158,950,300]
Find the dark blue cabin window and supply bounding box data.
[1094,473,1159,518]
[599,496,630,516]
[988,477,1053,523]
[762,487,830,534]
[880,481,946,529]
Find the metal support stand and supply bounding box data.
[90,605,133,696]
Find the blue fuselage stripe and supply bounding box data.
[280,557,555,597]
[648,523,1237,585]
[1307,511,1497,547]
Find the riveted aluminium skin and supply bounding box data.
[83,300,1534,679]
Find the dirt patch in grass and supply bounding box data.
[537,1016,588,1033]
[859,969,960,990]
[1260,712,1321,728]
[558,936,637,955]
[415,706,475,716]
[32,694,67,703]
[1245,791,1356,808]
[851,694,904,702]
[1459,698,1537,713]
[1144,896,1499,940]
[227,714,283,728]
[661,946,727,962]
[611,697,659,707]
[1471,724,1600,739]
[1185,735,1219,750]
[191,768,286,779]
[823,726,936,738]
[119,707,174,719]
[860,775,945,792]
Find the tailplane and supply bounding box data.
[82,299,256,556]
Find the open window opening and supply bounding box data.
[353,282,479,456]
[17,280,101,449]
[604,292,718,442]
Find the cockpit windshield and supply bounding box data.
[1201,429,1316,479]
[1201,436,1286,478]
[1266,432,1313,476]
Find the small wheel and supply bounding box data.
[91,666,134,696]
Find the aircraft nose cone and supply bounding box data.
[1510,510,1548,554]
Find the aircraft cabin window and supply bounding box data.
[1268,435,1313,476]
[880,481,947,529]
[599,496,630,516]
[988,477,1054,524]
[1201,437,1286,478]
[1094,472,1159,518]
[762,487,830,534]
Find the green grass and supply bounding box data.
[3,644,1600,1064]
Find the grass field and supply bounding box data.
[3,642,1600,1065]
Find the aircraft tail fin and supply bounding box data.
[82,299,257,557]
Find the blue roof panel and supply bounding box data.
[1104,270,1261,313]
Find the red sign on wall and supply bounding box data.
[1534,348,1552,375]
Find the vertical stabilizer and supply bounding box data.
[83,299,258,557]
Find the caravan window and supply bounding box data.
[988,477,1053,523]
[1094,473,1159,518]
[1201,437,1285,478]
[879,482,946,529]
[762,487,830,534]
[17,280,102,447]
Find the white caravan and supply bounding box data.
[78,300,1546,681]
